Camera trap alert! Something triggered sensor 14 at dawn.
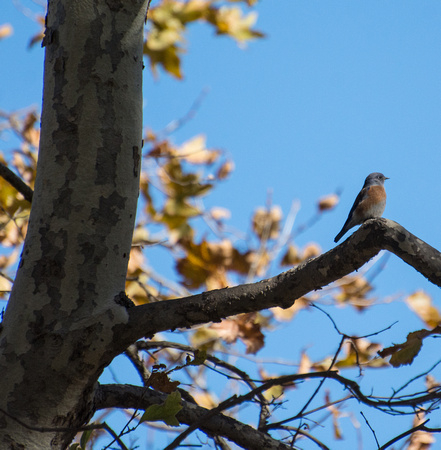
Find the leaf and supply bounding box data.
[140,391,183,427]
[209,207,231,222]
[335,275,374,311]
[186,349,207,366]
[336,338,385,369]
[406,290,441,328]
[144,42,183,79]
[149,371,180,394]
[252,206,282,240]
[80,428,94,448]
[302,243,321,260]
[280,244,302,266]
[216,160,235,179]
[178,135,220,164]
[317,194,339,212]
[378,329,434,367]
[263,383,284,401]
[0,23,13,40]
[212,313,265,354]
[208,6,264,45]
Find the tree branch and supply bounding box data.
[0,162,33,203]
[95,384,291,450]
[115,218,441,349]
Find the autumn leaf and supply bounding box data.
[211,313,265,354]
[336,338,385,369]
[149,371,180,393]
[302,243,321,260]
[144,42,183,79]
[259,368,285,401]
[378,329,441,367]
[0,24,13,40]
[335,275,374,311]
[318,193,339,212]
[406,290,441,328]
[178,135,220,164]
[252,206,282,240]
[216,160,235,179]
[207,6,264,45]
[140,391,183,427]
[280,244,302,266]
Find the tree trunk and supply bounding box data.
[0,0,148,448]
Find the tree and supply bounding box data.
[1,1,441,449]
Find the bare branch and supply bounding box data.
[0,162,33,203]
[95,384,292,450]
[118,218,441,350]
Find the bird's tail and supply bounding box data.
[334,228,346,243]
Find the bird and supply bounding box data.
[334,172,389,243]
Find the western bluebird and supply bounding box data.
[334,172,389,243]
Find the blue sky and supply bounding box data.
[2,1,441,448]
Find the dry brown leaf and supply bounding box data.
[211,319,240,344]
[280,244,302,266]
[252,206,282,240]
[318,194,339,212]
[298,351,312,374]
[406,290,441,328]
[302,243,321,260]
[149,372,180,394]
[216,160,235,180]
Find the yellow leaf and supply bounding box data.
[144,43,183,79]
[263,384,284,401]
[0,24,13,40]
[211,7,264,45]
[406,290,441,328]
[178,135,220,164]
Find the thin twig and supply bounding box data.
[280,425,330,450]
[379,419,432,450]
[0,162,33,203]
[360,411,379,448]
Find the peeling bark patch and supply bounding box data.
[95,90,123,186]
[89,192,126,229]
[105,16,124,73]
[95,145,119,186]
[52,187,74,220]
[32,227,67,298]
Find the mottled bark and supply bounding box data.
[0,1,148,448]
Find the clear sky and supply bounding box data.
[2,1,441,448]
